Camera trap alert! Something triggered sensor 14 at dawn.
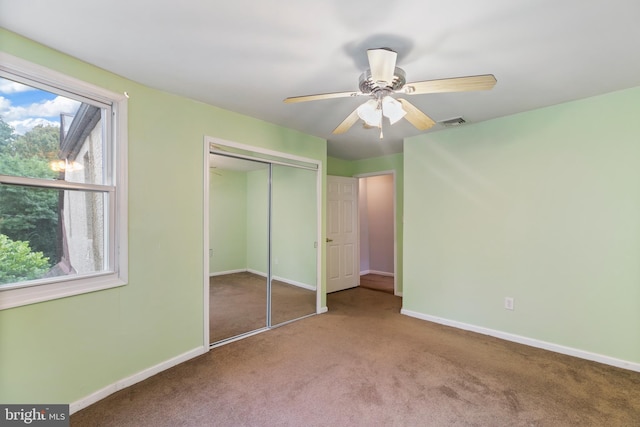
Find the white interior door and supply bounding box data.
[326,175,358,293]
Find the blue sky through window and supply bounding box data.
[0,77,81,135]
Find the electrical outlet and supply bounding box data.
[504,297,514,310]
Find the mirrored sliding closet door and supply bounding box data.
[209,155,269,343]
[270,164,317,327]
[208,146,319,346]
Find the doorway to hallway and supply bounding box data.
[357,172,396,295]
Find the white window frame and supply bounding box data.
[0,53,128,310]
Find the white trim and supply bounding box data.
[315,161,323,315]
[0,275,126,310]
[70,346,206,414]
[114,94,129,290]
[202,141,211,348]
[210,269,315,291]
[209,328,268,348]
[203,137,324,350]
[391,171,398,296]
[0,174,116,192]
[209,269,247,277]
[354,170,396,179]
[360,270,395,277]
[401,309,640,373]
[246,268,267,277]
[318,306,328,314]
[0,52,124,105]
[272,275,316,291]
[206,136,320,169]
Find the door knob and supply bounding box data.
[326,238,333,242]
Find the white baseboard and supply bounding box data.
[319,306,328,314]
[212,270,315,291]
[209,269,246,277]
[272,275,315,291]
[360,270,395,277]
[214,269,271,278]
[246,268,267,277]
[400,309,640,373]
[70,346,207,414]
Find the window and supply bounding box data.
[0,53,128,309]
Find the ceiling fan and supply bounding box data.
[284,48,496,138]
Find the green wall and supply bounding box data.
[246,168,270,274]
[210,168,248,273]
[211,164,318,288]
[403,87,640,364]
[0,29,326,405]
[326,155,354,176]
[327,153,404,294]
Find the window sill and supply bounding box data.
[0,274,127,310]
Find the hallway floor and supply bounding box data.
[359,273,394,294]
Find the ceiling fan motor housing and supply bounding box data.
[359,67,406,94]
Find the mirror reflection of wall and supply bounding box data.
[209,156,269,343]
[208,152,318,345]
[271,164,317,326]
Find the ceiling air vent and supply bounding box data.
[440,117,466,127]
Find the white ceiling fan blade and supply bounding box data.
[367,48,397,85]
[333,108,361,134]
[284,90,361,103]
[403,75,497,95]
[397,98,436,130]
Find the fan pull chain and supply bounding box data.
[379,100,384,139]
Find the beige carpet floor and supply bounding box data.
[210,272,316,343]
[72,287,640,426]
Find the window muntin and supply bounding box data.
[0,53,127,309]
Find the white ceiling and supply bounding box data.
[2,0,640,160]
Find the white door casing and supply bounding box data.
[326,175,359,293]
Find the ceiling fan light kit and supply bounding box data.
[381,96,406,124]
[356,99,382,127]
[284,48,496,138]
[356,97,406,126]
